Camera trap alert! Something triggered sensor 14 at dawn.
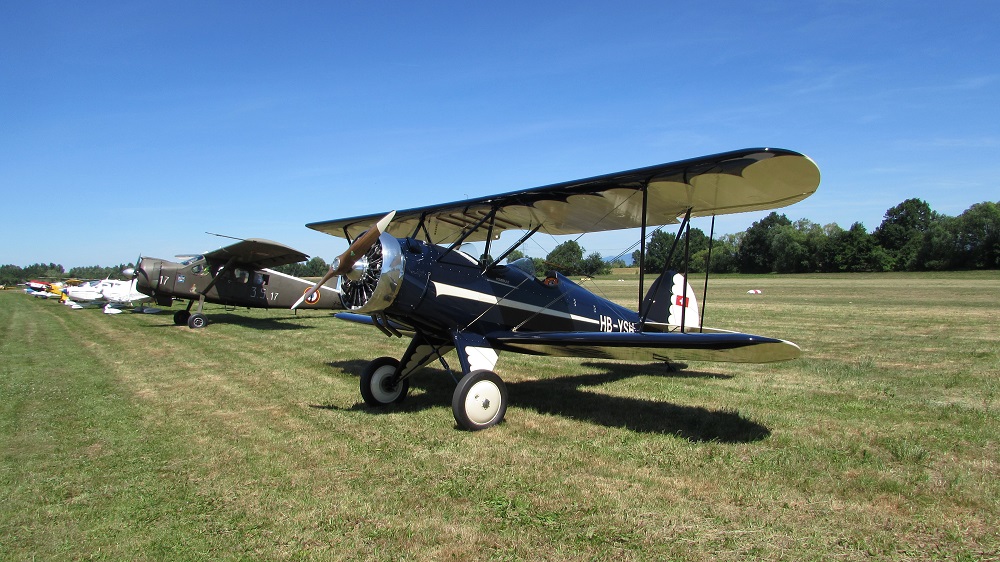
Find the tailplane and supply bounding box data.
[640,271,700,331]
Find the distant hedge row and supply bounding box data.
[686,198,1000,273]
[4,198,996,285]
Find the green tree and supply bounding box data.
[0,264,24,286]
[831,223,891,272]
[505,249,526,263]
[545,241,584,275]
[737,212,791,273]
[303,256,329,277]
[273,261,306,277]
[633,228,709,273]
[874,198,937,270]
[954,201,1000,269]
[579,252,610,277]
[20,263,65,281]
[913,217,958,270]
[770,224,809,273]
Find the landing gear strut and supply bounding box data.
[356,358,507,430]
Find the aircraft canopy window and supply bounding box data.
[234,268,250,284]
[507,257,536,277]
[181,255,204,266]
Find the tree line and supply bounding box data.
[4,198,996,285]
[0,263,135,287]
[697,198,1000,274]
[513,198,999,275]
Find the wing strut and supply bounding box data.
[410,212,432,243]
[700,215,716,333]
[193,256,238,314]
[637,183,649,312]
[440,208,497,262]
[639,208,693,331]
[484,224,542,272]
[681,211,692,332]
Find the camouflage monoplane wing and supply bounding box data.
[202,238,309,269]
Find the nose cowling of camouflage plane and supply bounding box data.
[130,257,172,306]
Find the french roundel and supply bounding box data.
[303,288,320,305]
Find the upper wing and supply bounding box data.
[485,330,801,364]
[202,238,309,268]
[307,148,820,243]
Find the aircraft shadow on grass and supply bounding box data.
[315,359,769,443]
[142,312,323,331]
[204,313,325,331]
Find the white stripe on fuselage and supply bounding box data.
[432,281,599,326]
[263,268,338,292]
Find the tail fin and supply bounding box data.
[640,271,700,331]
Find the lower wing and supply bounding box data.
[486,330,801,364]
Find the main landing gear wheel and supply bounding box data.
[360,357,410,406]
[173,310,191,325]
[452,370,508,431]
[187,313,207,329]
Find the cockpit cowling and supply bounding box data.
[338,232,405,312]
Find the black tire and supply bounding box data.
[173,310,191,325]
[360,357,409,406]
[452,370,507,431]
[187,313,207,329]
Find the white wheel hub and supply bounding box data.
[463,379,503,425]
[370,366,402,403]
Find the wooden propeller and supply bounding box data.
[291,211,395,310]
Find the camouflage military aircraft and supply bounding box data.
[131,238,341,328]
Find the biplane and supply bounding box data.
[295,147,821,430]
[131,238,342,328]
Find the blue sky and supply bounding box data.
[2,1,998,269]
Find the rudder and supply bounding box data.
[639,271,700,331]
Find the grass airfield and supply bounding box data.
[2,272,998,561]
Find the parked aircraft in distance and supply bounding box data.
[131,238,342,328]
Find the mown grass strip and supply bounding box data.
[1,271,998,560]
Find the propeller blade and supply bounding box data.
[330,210,396,276]
[291,266,339,310]
[291,211,395,310]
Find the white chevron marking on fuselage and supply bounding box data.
[432,281,599,326]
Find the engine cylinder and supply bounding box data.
[339,232,405,312]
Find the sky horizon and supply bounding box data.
[3,2,998,269]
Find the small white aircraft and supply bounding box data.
[63,280,107,308]
[62,278,156,313]
[102,278,155,312]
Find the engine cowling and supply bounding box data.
[338,232,405,312]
